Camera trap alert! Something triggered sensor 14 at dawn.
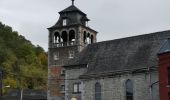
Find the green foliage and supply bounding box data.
[0,22,47,93]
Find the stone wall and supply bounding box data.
[65,67,87,100]
[80,71,159,100]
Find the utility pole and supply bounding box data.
[20,88,23,100]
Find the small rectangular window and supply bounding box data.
[63,19,67,26]
[69,50,74,59]
[60,85,65,93]
[54,52,59,60]
[85,21,88,27]
[73,83,81,93]
[73,84,78,92]
[61,69,65,76]
[168,67,170,85]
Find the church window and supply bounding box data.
[69,50,74,59]
[126,79,133,100]
[54,52,59,60]
[63,19,67,26]
[168,67,170,85]
[95,82,101,100]
[73,83,81,93]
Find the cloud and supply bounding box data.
[0,0,170,51]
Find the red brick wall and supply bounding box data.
[49,67,64,96]
[158,52,170,100]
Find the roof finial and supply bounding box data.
[71,0,75,5]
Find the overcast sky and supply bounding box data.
[1,0,170,51]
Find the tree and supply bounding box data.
[0,22,47,93]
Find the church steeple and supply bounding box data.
[47,2,97,99]
[48,2,97,48]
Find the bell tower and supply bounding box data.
[47,1,97,100]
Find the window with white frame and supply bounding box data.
[54,52,59,60]
[69,50,74,59]
[73,83,81,93]
[63,19,67,26]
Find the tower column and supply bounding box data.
[67,32,69,46]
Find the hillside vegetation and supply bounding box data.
[0,22,47,92]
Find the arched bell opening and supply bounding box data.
[61,31,68,46]
[83,31,87,44]
[69,30,76,45]
[91,35,94,43]
[87,33,91,44]
[54,32,60,43]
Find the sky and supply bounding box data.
[0,0,170,51]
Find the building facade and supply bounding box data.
[158,39,170,100]
[48,1,170,100]
[64,31,170,100]
[47,1,97,100]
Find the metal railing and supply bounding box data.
[51,41,76,48]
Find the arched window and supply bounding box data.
[69,30,76,45]
[54,32,60,43]
[126,79,133,100]
[87,33,91,44]
[84,31,87,43]
[95,82,101,100]
[61,31,67,42]
[61,31,67,46]
[69,30,75,42]
[91,35,94,43]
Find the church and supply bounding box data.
[47,1,170,100]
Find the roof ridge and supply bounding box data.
[91,30,170,46]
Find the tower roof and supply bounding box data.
[59,5,86,15]
[158,38,170,54]
[48,3,91,29]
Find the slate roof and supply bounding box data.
[59,5,86,15]
[159,38,170,54]
[48,5,89,29]
[64,30,170,76]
